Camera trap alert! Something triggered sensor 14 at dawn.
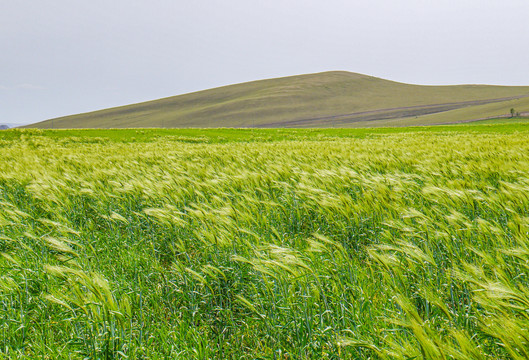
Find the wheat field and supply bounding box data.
[1,127,529,358]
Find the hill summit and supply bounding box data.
[26,71,529,128]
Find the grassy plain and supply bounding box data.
[24,71,529,129]
[2,125,529,358]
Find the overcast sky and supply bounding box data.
[2,0,529,125]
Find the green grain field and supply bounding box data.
[2,125,529,358]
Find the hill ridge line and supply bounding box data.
[24,71,529,128]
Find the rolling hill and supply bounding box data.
[25,71,529,128]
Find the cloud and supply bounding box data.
[15,83,45,90]
[0,84,45,90]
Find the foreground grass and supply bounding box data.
[2,127,529,358]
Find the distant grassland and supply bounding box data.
[24,71,529,128]
[9,122,529,143]
[3,126,529,358]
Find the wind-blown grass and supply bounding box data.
[1,127,529,358]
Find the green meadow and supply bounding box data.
[8,122,529,142]
[2,125,529,358]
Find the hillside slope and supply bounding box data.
[26,71,529,128]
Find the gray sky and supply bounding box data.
[2,0,528,126]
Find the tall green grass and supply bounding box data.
[1,128,529,358]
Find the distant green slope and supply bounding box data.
[338,97,529,128]
[25,71,529,128]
